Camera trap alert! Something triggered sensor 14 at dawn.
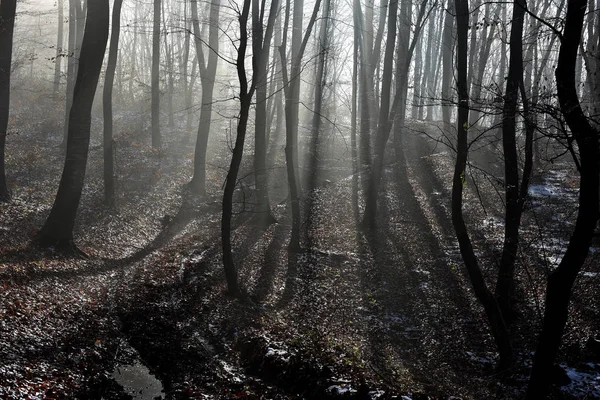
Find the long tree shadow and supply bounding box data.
[2,194,215,283]
[357,133,497,396]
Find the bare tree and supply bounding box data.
[39,0,109,253]
[188,0,220,195]
[527,0,599,396]
[0,0,17,202]
[53,0,65,98]
[222,0,255,295]
[450,0,512,370]
[103,0,124,209]
[279,0,322,251]
[151,0,161,149]
[252,0,279,224]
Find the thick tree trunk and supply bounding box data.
[151,0,161,149]
[39,0,109,251]
[0,0,17,202]
[527,0,599,396]
[102,0,124,209]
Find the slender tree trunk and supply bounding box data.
[129,3,138,101]
[411,30,422,119]
[63,0,79,146]
[188,0,220,195]
[494,0,530,321]
[527,0,599,396]
[252,0,279,225]
[361,0,398,228]
[222,0,254,296]
[441,4,454,127]
[39,0,109,251]
[280,0,322,251]
[0,0,17,202]
[151,0,161,148]
[306,0,331,243]
[469,3,495,126]
[451,0,512,370]
[53,0,65,98]
[419,6,436,121]
[102,0,123,209]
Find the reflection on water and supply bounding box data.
[112,360,163,400]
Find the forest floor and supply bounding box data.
[1,114,599,399]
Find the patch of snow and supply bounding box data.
[581,271,600,278]
[562,363,600,398]
[328,384,357,395]
[465,351,496,364]
[369,390,385,399]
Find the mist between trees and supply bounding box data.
[0,0,599,398]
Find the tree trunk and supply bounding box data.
[441,4,454,127]
[252,0,279,225]
[527,0,599,396]
[151,0,161,149]
[188,0,220,195]
[0,0,17,202]
[222,0,254,296]
[494,0,529,321]
[451,0,512,370]
[39,0,109,251]
[62,0,80,146]
[102,0,123,209]
[280,0,323,251]
[361,0,398,228]
[53,0,65,98]
[306,0,331,244]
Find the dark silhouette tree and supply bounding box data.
[450,0,513,370]
[222,0,255,295]
[0,0,17,202]
[103,0,124,209]
[39,0,109,253]
[495,0,532,321]
[527,0,599,396]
